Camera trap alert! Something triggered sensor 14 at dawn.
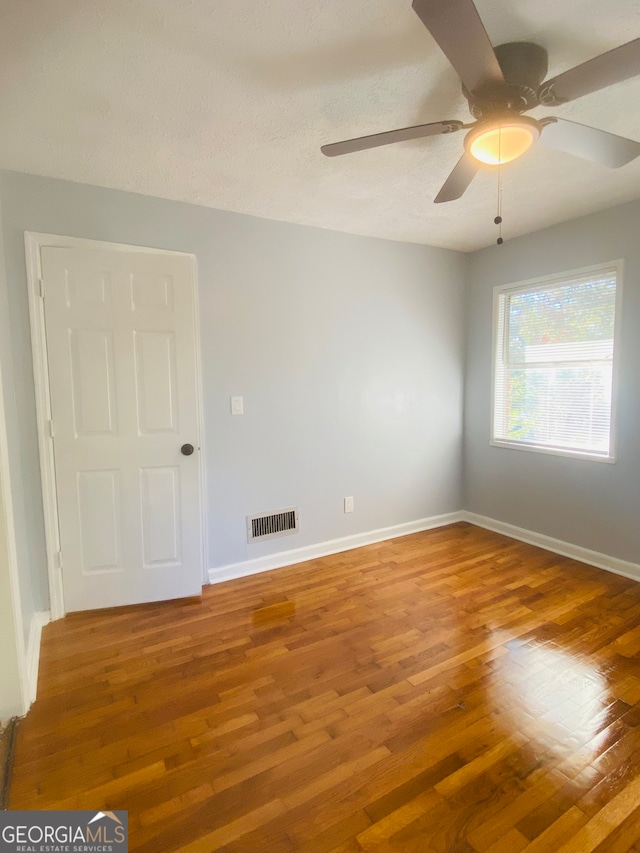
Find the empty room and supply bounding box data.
[1,1,640,851]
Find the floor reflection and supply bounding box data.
[496,637,610,756]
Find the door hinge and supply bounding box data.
[47,419,55,438]
[56,550,63,570]
[38,278,45,299]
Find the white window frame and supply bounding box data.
[490,260,624,463]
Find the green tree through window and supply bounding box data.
[493,267,619,459]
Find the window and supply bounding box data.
[492,263,621,461]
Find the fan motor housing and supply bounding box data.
[463,42,549,118]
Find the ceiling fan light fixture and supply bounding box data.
[465,117,541,165]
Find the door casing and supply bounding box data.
[25,232,209,620]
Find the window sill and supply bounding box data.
[490,439,616,464]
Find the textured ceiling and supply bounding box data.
[1,0,640,251]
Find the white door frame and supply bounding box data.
[25,232,209,621]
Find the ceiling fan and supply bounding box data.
[321,0,640,203]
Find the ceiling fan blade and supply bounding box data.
[412,0,504,93]
[541,38,640,104]
[434,153,479,203]
[321,120,463,157]
[541,118,640,168]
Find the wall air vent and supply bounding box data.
[247,507,299,543]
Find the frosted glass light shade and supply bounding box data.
[466,119,540,165]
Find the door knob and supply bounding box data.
[181,443,195,456]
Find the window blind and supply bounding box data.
[493,267,618,458]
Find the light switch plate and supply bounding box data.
[231,396,244,415]
[344,496,354,513]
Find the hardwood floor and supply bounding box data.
[10,522,640,852]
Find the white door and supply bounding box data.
[41,246,203,613]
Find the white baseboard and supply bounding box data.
[208,511,465,585]
[461,511,640,583]
[26,610,50,704]
[208,509,640,589]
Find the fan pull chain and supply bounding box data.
[495,165,503,244]
[495,127,504,245]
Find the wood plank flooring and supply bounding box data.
[10,522,640,852]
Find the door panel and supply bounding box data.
[41,246,203,612]
[77,469,122,573]
[140,466,182,567]
[65,269,112,308]
[69,329,118,436]
[134,331,178,434]
[131,272,174,311]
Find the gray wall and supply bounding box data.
[0,317,26,719]
[464,200,640,563]
[0,188,38,646]
[0,460,25,719]
[0,171,466,623]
